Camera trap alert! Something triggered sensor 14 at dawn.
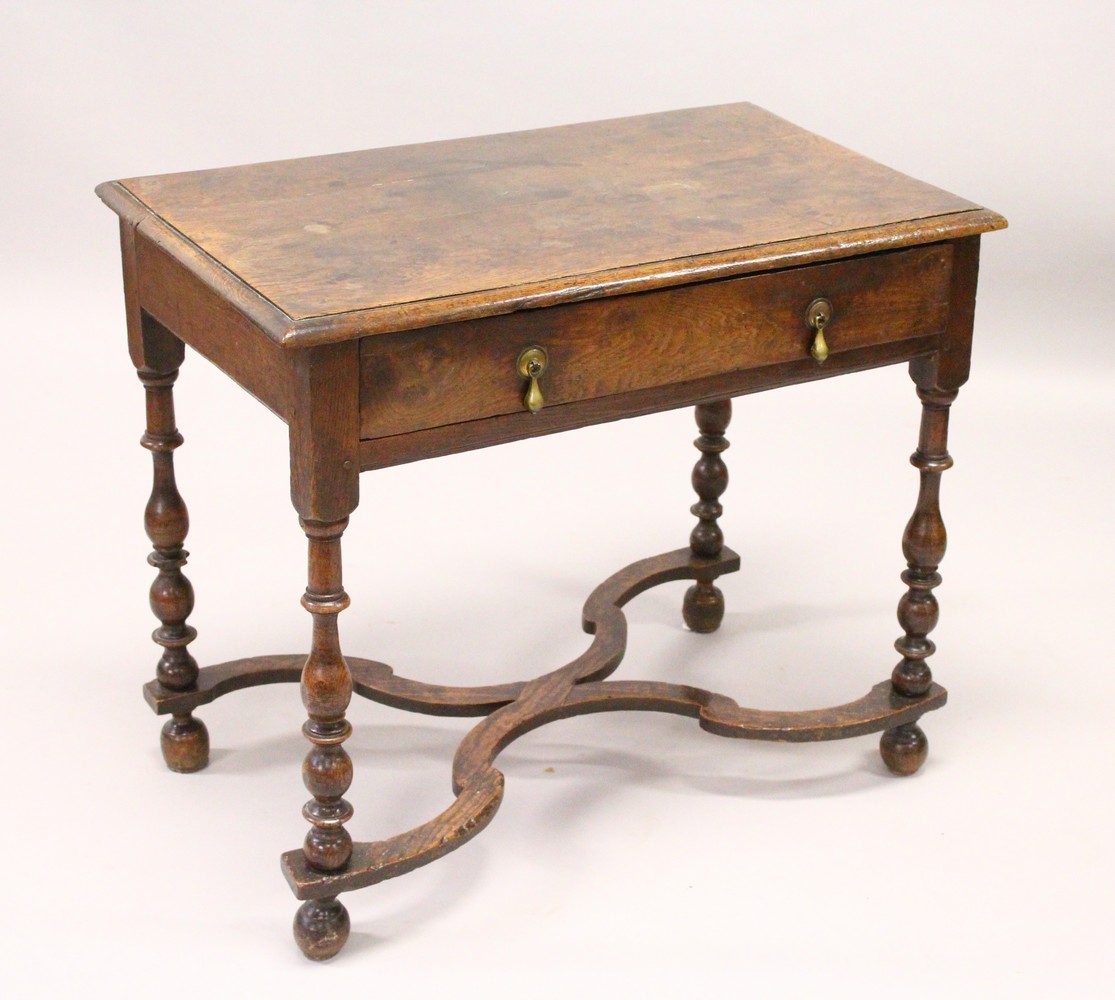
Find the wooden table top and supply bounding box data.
[97,102,1005,347]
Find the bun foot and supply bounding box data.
[160,713,209,773]
[294,897,351,961]
[683,582,724,633]
[880,722,928,776]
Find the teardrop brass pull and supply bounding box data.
[806,297,833,363]
[517,346,549,413]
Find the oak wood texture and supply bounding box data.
[97,102,1004,347]
[683,399,732,632]
[359,244,951,440]
[932,234,982,390]
[97,102,1005,959]
[298,518,355,876]
[138,543,946,905]
[357,333,940,470]
[280,546,946,902]
[288,345,360,522]
[143,654,525,718]
[295,516,356,959]
[878,377,959,776]
[134,231,294,419]
[139,365,209,773]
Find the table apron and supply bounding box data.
[133,229,296,421]
[357,243,954,469]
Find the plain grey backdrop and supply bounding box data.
[2,2,1112,996]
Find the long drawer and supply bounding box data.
[358,244,953,441]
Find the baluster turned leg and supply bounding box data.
[880,385,958,776]
[140,367,209,773]
[293,517,355,960]
[683,399,732,632]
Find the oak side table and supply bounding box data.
[97,103,1005,960]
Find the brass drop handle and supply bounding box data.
[517,346,549,413]
[806,297,833,363]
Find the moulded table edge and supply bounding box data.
[96,178,1006,350]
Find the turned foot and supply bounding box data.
[160,712,210,772]
[683,582,724,633]
[294,897,351,961]
[879,722,928,776]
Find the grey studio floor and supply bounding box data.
[2,3,1112,998]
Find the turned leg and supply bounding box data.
[880,385,958,776]
[140,367,209,773]
[293,517,355,960]
[683,399,732,632]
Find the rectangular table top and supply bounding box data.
[97,102,1004,348]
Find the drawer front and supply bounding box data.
[359,244,952,440]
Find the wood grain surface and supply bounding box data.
[99,103,1004,344]
[357,335,939,470]
[358,244,952,438]
[98,102,1005,960]
[269,545,944,901]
